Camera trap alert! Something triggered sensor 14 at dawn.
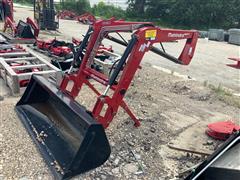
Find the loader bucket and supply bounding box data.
[15,75,111,179]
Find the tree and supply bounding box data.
[145,0,176,19]
[14,0,33,5]
[60,0,91,15]
[168,0,240,29]
[127,0,240,29]
[91,2,126,19]
[127,0,146,18]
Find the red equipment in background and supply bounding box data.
[77,12,96,25]
[36,37,113,58]
[36,38,55,49]
[71,37,113,53]
[61,19,199,128]
[72,37,81,45]
[3,17,39,39]
[57,10,77,20]
[57,10,96,24]
[36,38,72,57]
[227,57,240,69]
[206,121,240,140]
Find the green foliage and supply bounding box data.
[92,2,126,19]
[59,0,91,15]
[208,83,240,108]
[126,0,145,18]
[13,0,33,5]
[57,1,126,19]
[127,0,240,29]
[168,0,240,29]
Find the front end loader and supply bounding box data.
[15,18,198,179]
[3,17,39,39]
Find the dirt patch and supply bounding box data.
[72,64,239,179]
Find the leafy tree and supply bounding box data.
[127,0,240,29]
[92,2,126,19]
[168,0,240,29]
[145,0,176,19]
[59,0,91,15]
[14,0,32,5]
[126,0,146,18]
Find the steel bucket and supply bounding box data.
[15,75,111,179]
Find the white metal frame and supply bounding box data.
[0,49,62,95]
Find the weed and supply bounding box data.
[208,83,240,108]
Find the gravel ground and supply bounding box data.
[1,65,239,180]
[0,99,52,180]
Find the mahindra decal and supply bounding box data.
[168,33,190,38]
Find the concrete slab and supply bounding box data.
[169,112,233,155]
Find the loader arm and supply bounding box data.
[90,26,198,127]
[106,28,198,65]
[60,19,198,128]
[65,18,153,74]
[26,17,40,37]
[3,16,16,36]
[132,27,198,65]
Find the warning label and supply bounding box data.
[145,30,157,40]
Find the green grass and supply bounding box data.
[206,82,240,108]
[13,1,33,7]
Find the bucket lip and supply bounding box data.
[15,106,63,180]
[18,74,100,126]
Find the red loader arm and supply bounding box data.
[60,19,198,128]
[3,16,17,36]
[135,27,198,65]
[107,28,198,65]
[26,17,39,37]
